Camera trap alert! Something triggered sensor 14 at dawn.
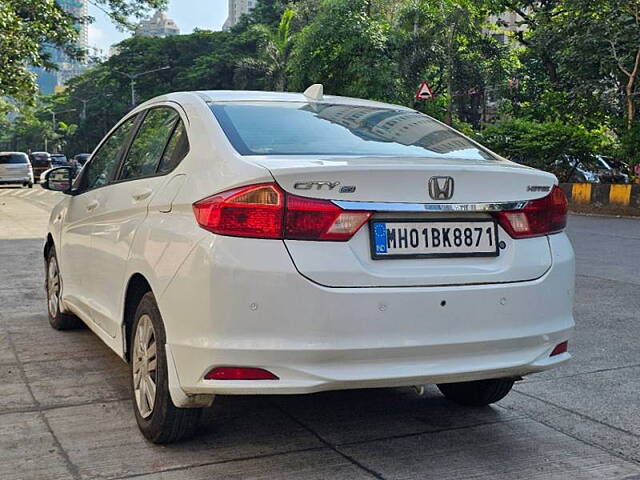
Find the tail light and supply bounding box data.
[495,185,568,239]
[193,183,371,241]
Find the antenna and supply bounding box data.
[303,84,324,101]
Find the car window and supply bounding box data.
[210,102,496,160]
[157,120,189,174]
[83,115,138,190]
[118,108,179,181]
[0,154,28,164]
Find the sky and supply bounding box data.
[88,1,229,55]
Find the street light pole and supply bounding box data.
[48,108,76,154]
[80,99,88,121]
[78,94,112,121]
[113,66,171,108]
[51,109,77,129]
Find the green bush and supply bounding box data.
[476,118,614,179]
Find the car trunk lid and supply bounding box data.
[256,156,555,288]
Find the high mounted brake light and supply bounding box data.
[495,185,568,239]
[193,183,371,241]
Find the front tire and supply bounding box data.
[45,248,83,330]
[437,378,515,407]
[131,292,202,444]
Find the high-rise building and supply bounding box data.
[223,0,257,30]
[135,10,180,38]
[34,0,89,95]
[488,12,527,45]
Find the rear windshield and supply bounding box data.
[0,154,28,164]
[210,102,495,160]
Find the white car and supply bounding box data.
[42,86,575,443]
[0,152,34,188]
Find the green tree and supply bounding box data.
[478,117,614,179]
[288,0,398,101]
[559,0,640,129]
[0,0,166,102]
[395,0,514,125]
[237,9,295,91]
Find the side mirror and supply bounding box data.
[42,167,73,193]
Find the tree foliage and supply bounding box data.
[3,0,640,169]
[0,0,166,103]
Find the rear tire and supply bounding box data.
[437,378,515,406]
[28,182,33,188]
[45,248,83,330]
[131,292,202,444]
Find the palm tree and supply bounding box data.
[237,9,295,92]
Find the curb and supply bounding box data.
[559,183,640,208]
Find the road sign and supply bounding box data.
[415,81,434,100]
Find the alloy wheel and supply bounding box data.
[132,314,158,419]
[47,257,60,317]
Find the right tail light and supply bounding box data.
[495,185,568,239]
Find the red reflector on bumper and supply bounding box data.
[550,341,568,356]
[204,367,279,380]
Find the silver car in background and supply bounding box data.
[0,152,34,188]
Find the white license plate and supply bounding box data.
[371,219,499,259]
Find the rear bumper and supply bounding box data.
[0,175,32,184]
[160,233,575,396]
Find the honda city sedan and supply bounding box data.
[41,86,575,443]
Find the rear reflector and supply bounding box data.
[204,367,279,380]
[193,183,371,241]
[550,341,568,356]
[495,185,568,239]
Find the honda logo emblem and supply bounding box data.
[428,176,454,200]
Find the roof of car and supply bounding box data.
[0,152,28,156]
[195,90,414,112]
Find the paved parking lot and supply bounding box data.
[1,185,639,480]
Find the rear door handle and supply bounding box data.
[86,200,99,212]
[132,188,153,201]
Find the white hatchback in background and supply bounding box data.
[42,86,575,443]
[0,152,34,188]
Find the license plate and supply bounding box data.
[370,219,499,259]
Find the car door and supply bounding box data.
[59,114,139,321]
[87,106,185,337]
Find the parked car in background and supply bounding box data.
[50,153,69,167]
[73,153,91,166]
[0,152,34,188]
[556,156,630,184]
[556,157,601,183]
[69,153,90,178]
[41,88,574,444]
[595,156,630,184]
[29,152,52,182]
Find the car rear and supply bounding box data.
[50,154,68,167]
[160,94,575,396]
[29,153,52,182]
[0,152,34,187]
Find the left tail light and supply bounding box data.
[193,183,371,241]
[494,185,568,239]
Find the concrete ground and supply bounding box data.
[1,185,639,480]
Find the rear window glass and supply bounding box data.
[209,102,495,160]
[0,154,28,164]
